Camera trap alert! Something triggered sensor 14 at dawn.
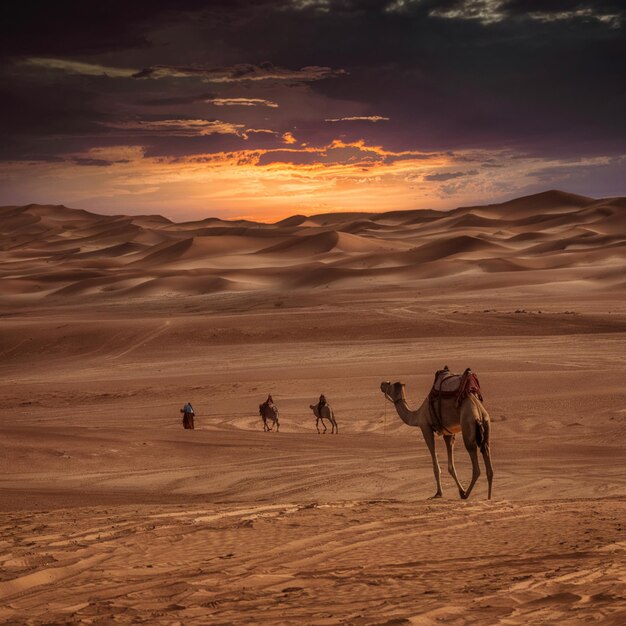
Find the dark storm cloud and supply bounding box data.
[71,157,132,167]
[140,131,287,160]
[174,0,623,158]
[503,0,624,22]
[424,170,478,182]
[19,58,346,85]
[132,62,346,82]
[142,93,218,106]
[257,150,322,166]
[0,75,113,160]
[142,93,278,107]
[383,0,623,25]
[0,0,219,59]
[325,116,389,122]
[0,0,624,176]
[104,119,248,137]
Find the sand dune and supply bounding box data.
[458,190,592,219]
[274,214,319,228]
[257,230,407,256]
[1,189,624,299]
[440,211,504,229]
[337,219,390,233]
[126,275,237,296]
[405,234,509,261]
[74,242,148,259]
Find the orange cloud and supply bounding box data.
[282,132,298,145]
[105,119,246,136]
[325,116,390,122]
[132,63,347,83]
[4,138,612,221]
[207,98,279,108]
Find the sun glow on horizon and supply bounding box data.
[1,140,622,222]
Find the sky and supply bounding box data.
[0,0,624,221]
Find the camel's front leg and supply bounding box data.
[444,435,466,498]
[422,427,442,498]
[316,417,321,434]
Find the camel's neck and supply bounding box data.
[393,395,422,427]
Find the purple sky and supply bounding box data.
[0,0,624,219]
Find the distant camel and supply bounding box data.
[310,401,338,434]
[380,378,492,499]
[259,397,280,432]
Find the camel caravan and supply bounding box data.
[257,394,338,434]
[183,366,493,499]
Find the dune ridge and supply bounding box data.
[0,190,624,299]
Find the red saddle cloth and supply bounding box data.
[428,367,483,407]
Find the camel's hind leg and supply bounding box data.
[461,444,481,500]
[460,400,492,500]
[481,444,493,499]
[444,435,466,498]
[479,417,493,499]
[422,427,442,498]
[460,415,481,499]
[329,411,337,434]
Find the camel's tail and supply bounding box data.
[477,418,490,453]
[473,396,490,453]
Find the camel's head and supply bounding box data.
[380,381,405,403]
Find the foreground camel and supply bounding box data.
[310,402,338,434]
[380,380,493,499]
[259,398,280,432]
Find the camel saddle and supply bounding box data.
[428,366,483,434]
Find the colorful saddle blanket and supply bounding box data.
[429,366,483,407]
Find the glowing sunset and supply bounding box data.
[2,1,624,219]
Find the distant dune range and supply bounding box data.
[0,190,624,299]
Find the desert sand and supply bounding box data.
[1,190,625,624]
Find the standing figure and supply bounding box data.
[317,394,327,411]
[181,401,195,430]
